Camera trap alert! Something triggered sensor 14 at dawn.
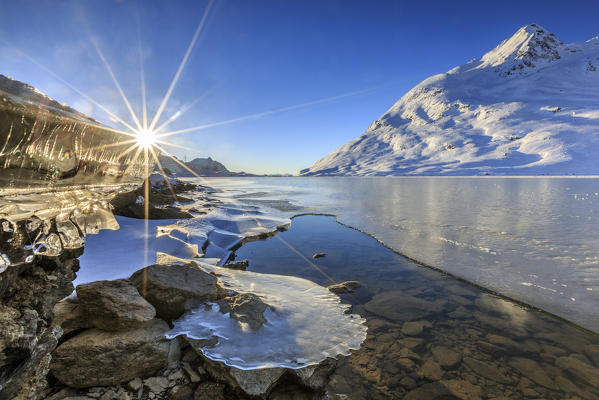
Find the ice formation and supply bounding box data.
[166,260,367,370]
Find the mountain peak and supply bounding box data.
[481,24,563,70]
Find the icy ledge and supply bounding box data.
[164,256,367,370]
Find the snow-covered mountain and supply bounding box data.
[302,25,599,176]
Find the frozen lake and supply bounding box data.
[200,176,599,333]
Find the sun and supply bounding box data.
[136,128,157,149]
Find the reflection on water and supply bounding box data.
[203,176,599,332]
[235,215,599,399]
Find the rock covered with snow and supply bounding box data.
[302,24,599,176]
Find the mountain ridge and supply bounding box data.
[302,24,599,176]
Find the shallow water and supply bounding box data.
[202,176,599,333]
[234,214,599,399]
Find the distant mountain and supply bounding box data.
[157,154,253,177]
[302,25,599,176]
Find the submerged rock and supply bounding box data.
[364,291,445,321]
[76,280,155,331]
[327,281,361,294]
[129,263,225,321]
[50,319,170,388]
[216,293,269,330]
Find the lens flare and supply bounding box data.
[136,128,157,149]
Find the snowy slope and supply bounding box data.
[302,25,599,176]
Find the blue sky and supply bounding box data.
[1,1,598,174]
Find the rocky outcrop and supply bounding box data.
[76,280,155,331]
[50,319,170,388]
[129,263,225,321]
[0,253,81,400]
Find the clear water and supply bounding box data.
[200,176,599,333]
[234,214,599,399]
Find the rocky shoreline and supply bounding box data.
[46,262,336,400]
[1,177,353,400]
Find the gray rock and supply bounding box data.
[431,346,462,369]
[194,382,226,400]
[216,293,268,330]
[76,280,155,331]
[327,281,361,294]
[52,299,93,335]
[144,376,169,394]
[50,319,170,388]
[127,377,142,392]
[194,348,284,397]
[129,263,225,321]
[289,358,337,391]
[168,384,194,400]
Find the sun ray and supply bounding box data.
[156,84,385,138]
[148,0,215,131]
[91,38,144,132]
[136,11,148,130]
[143,147,150,268]
[153,144,204,179]
[115,143,140,161]
[154,139,203,153]
[87,139,138,152]
[153,85,217,134]
[148,146,179,201]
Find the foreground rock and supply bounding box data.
[216,293,269,330]
[327,281,361,294]
[50,319,170,388]
[129,263,225,321]
[76,279,155,331]
[0,252,81,400]
[186,339,336,397]
[52,299,92,336]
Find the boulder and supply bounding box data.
[289,358,337,391]
[129,263,225,321]
[52,299,93,335]
[76,280,155,331]
[50,319,170,388]
[327,281,361,294]
[216,293,268,330]
[189,344,284,397]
